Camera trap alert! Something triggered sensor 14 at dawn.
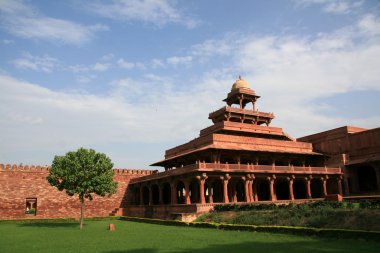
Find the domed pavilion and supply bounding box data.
[125,78,343,219]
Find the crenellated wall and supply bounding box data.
[0,163,154,220]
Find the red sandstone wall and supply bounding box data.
[0,164,153,220]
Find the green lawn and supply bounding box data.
[0,219,379,253]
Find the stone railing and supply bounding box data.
[198,163,342,174]
[130,163,342,184]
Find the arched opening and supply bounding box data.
[162,183,171,205]
[212,180,223,203]
[190,179,200,203]
[176,181,186,204]
[293,179,307,199]
[151,184,159,205]
[275,179,289,200]
[311,179,323,198]
[257,178,270,201]
[357,166,378,192]
[142,186,149,205]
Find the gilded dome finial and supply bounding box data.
[232,76,250,91]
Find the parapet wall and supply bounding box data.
[0,163,156,175]
[0,163,154,220]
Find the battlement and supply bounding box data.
[0,163,156,175]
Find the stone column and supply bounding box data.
[170,182,177,205]
[287,176,295,201]
[268,175,276,201]
[322,176,328,197]
[196,173,208,204]
[305,176,312,199]
[253,179,258,202]
[221,174,231,204]
[184,181,191,204]
[243,176,249,203]
[207,183,213,204]
[248,179,254,202]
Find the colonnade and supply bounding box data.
[132,173,343,206]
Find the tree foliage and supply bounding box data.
[47,148,118,229]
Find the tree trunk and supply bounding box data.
[80,198,85,230]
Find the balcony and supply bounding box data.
[197,163,342,174]
[131,163,342,184]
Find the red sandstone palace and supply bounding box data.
[1,78,379,220]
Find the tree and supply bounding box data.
[47,148,118,229]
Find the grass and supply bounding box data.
[196,208,380,231]
[0,219,380,253]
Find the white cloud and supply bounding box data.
[69,62,111,73]
[151,58,165,68]
[166,56,192,66]
[0,0,108,45]
[117,58,135,69]
[294,0,363,14]
[12,53,58,72]
[93,62,110,72]
[83,0,200,28]
[1,12,380,167]
[101,53,115,61]
[358,14,380,36]
[76,75,95,83]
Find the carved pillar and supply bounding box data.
[247,174,255,202]
[184,180,191,204]
[253,178,258,201]
[221,174,231,203]
[287,176,295,201]
[305,176,312,199]
[268,175,276,201]
[322,176,328,197]
[245,179,250,203]
[170,182,177,205]
[196,173,208,204]
[239,95,243,109]
[248,180,254,202]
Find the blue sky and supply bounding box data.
[1,0,380,169]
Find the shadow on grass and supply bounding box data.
[18,222,79,228]
[103,240,380,253]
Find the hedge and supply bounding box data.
[213,199,380,212]
[119,216,380,241]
